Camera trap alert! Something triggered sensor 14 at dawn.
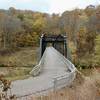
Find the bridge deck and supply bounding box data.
[8,47,76,97]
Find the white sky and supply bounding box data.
[0,0,100,14]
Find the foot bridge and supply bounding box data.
[7,34,76,99]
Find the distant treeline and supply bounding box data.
[0,5,100,67]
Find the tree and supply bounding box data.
[76,26,87,57]
[96,6,100,33]
[85,11,97,53]
[8,7,16,16]
[85,5,95,17]
[44,14,61,34]
[94,35,100,65]
[60,9,80,44]
[32,12,46,34]
[0,14,22,49]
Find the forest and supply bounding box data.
[0,4,100,100]
[0,5,100,68]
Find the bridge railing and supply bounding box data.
[16,68,76,100]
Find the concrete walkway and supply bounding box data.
[9,47,76,97]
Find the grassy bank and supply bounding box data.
[0,47,39,80]
[0,67,32,81]
[0,47,39,67]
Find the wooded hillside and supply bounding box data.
[0,5,100,67]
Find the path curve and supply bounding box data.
[9,47,76,97]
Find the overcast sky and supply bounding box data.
[0,0,100,14]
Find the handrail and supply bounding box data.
[16,69,76,99]
[13,47,76,99]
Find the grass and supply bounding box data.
[0,67,32,81]
[79,68,93,76]
[0,47,38,80]
[5,75,30,81]
[0,47,38,67]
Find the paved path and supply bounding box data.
[9,47,75,97]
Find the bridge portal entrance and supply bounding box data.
[40,34,68,58]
